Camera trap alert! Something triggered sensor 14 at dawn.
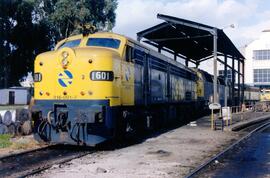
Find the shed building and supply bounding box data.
[0,87,30,105]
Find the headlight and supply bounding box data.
[61,51,69,66]
[57,48,74,69]
[62,51,69,58]
[34,73,42,82]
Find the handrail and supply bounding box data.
[210,104,256,130]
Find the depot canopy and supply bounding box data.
[137,14,244,64]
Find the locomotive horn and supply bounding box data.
[81,24,97,36]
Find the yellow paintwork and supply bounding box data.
[171,75,184,100]
[190,69,204,98]
[260,89,270,101]
[34,32,135,106]
[120,61,135,105]
[196,71,204,97]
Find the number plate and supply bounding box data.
[90,71,114,81]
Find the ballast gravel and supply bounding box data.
[32,114,250,178]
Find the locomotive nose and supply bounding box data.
[57,47,75,69]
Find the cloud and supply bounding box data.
[113,0,270,47]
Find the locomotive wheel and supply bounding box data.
[145,114,153,130]
[156,108,167,128]
[122,111,136,134]
[114,110,136,143]
[150,109,166,130]
[113,110,125,141]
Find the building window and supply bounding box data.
[253,50,270,60]
[254,69,270,83]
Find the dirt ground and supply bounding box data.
[32,116,247,178]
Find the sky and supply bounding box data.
[113,0,270,48]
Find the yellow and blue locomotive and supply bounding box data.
[32,32,209,146]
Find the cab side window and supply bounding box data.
[125,45,134,62]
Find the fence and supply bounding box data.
[211,104,255,130]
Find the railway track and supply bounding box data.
[185,120,270,178]
[0,122,186,178]
[0,145,93,178]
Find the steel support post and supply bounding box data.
[242,61,245,104]
[185,59,189,67]
[224,55,228,107]
[213,28,218,104]
[232,57,235,106]
[158,45,161,53]
[196,62,199,68]
[238,59,241,106]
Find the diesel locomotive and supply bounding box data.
[32,32,227,146]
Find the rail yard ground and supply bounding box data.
[0,105,42,156]
[0,135,43,157]
[25,111,270,178]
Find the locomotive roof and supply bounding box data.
[126,35,196,74]
[55,32,196,75]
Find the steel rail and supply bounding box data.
[0,145,52,161]
[22,150,93,178]
[0,145,93,178]
[184,120,270,178]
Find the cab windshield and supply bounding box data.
[58,39,81,49]
[86,38,121,49]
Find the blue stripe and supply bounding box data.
[64,70,73,79]
[58,79,67,87]
[34,99,110,106]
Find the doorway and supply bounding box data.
[9,91,15,105]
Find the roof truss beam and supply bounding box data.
[143,40,197,64]
[157,14,215,34]
[217,57,243,76]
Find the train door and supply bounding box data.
[143,52,151,106]
[133,48,145,105]
[121,44,135,105]
[129,44,150,106]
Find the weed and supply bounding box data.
[0,134,12,148]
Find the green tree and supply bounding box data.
[47,0,118,39]
[0,0,15,87]
[0,0,51,87]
